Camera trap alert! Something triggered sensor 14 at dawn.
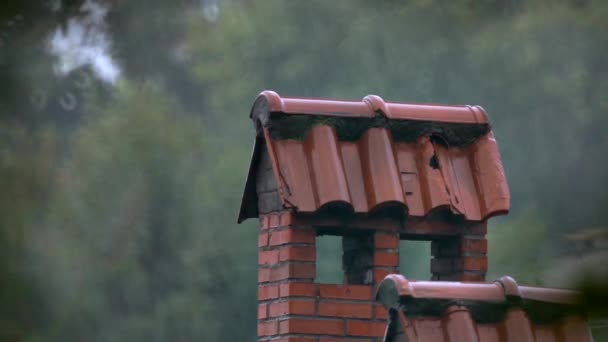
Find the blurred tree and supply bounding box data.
[104,0,210,110]
[30,83,256,341]
[0,125,57,340]
[487,208,552,284]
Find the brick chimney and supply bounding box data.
[238,91,510,341]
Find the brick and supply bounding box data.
[279,318,344,335]
[274,338,316,342]
[373,269,392,283]
[319,301,373,319]
[259,232,269,247]
[258,284,279,300]
[259,267,271,283]
[258,320,278,337]
[279,245,316,262]
[430,258,453,274]
[433,237,488,257]
[320,339,373,342]
[259,250,280,265]
[456,257,488,272]
[318,284,372,300]
[461,238,487,254]
[260,213,284,230]
[269,213,280,228]
[269,299,315,317]
[459,273,485,282]
[433,270,485,281]
[270,262,315,282]
[435,274,455,281]
[269,228,315,246]
[258,303,268,319]
[373,251,398,267]
[431,240,459,257]
[260,215,269,230]
[279,211,294,226]
[375,304,388,320]
[431,240,438,256]
[465,222,487,235]
[346,320,386,337]
[374,232,399,249]
[279,282,316,297]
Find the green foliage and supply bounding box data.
[28,83,256,341]
[487,207,551,285]
[0,125,56,340]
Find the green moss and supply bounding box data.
[387,120,490,146]
[266,113,490,146]
[399,297,586,324]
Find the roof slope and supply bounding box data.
[238,91,510,223]
[376,274,592,342]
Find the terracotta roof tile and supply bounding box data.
[238,91,510,223]
[376,274,592,342]
[252,90,489,123]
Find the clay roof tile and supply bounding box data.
[377,274,592,342]
[238,91,510,224]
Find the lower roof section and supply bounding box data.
[377,275,592,342]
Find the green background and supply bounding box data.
[1,0,607,340]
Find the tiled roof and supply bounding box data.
[376,274,592,342]
[238,91,510,223]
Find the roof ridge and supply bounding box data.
[251,90,489,124]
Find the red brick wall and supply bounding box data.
[430,223,488,281]
[257,212,398,342]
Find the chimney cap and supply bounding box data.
[238,91,509,224]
